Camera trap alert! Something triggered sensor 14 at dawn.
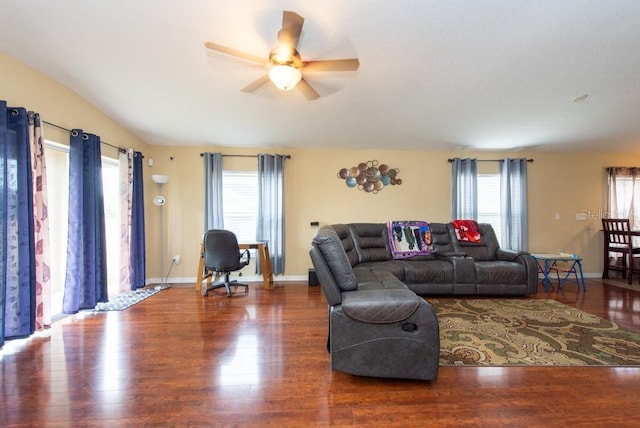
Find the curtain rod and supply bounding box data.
[200,152,291,159]
[605,166,640,170]
[42,120,127,154]
[447,158,534,163]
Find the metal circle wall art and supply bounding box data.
[337,160,402,193]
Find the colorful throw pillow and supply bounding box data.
[387,220,434,259]
[452,219,481,243]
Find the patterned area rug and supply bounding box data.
[430,298,640,366]
[93,288,160,311]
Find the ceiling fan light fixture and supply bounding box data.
[273,45,295,63]
[204,10,359,100]
[269,65,302,91]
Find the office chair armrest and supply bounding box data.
[240,249,250,264]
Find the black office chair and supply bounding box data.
[202,229,250,297]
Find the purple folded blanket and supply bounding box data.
[387,220,433,259]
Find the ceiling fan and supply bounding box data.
[204,10,360,100]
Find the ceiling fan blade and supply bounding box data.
[204,41,267,65]
[279,10,304,49]
[297,78,320,101]
[241,75,271,93]
[303,58,360,72]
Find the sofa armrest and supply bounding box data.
[309,247,343,306]
[312,227,358,292]
[496,248,529,261]
[494,249,538,294]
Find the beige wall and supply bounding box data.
[155,145,640,281]
[4,51,640,284]
[0,52,149,157]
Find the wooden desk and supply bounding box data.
[195,241,274,292]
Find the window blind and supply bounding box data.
[222,170,258,243]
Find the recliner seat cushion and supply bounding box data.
[357,260,407,281]
[341,288,421,324]
[401,260,454,283]
[353,267,407,291]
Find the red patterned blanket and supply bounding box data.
[452,219,481,243]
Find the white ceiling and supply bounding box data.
[2,1,640,152]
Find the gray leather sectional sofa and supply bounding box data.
[308,221,537,381]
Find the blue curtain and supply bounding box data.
[130,151,146,289]
[62,130,108,313]
[257,154,286,275]
[451,158,478,219]
[203,152,224,231]
[0,101,36,346]
[500,158,528,250]
[0,105,4,348]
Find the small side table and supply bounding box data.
[531,253,586,292]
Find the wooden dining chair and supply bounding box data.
[601,218,640,284]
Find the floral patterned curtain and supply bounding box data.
[607,167,640,228]
[29,111,51,329]
[118,149,133,295]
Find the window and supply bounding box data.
[477,173,502,245]
[44,142,69,317]
[101,157,121,295]
[453,158,528,250]
[222,170,258,243]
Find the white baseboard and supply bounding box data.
[146,274,309,286]
[148,273,602,287]
[539,272,600,279]
[582,272,602,279]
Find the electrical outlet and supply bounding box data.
[172,255,181,265]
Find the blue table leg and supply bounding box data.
[577,260,586,292]
[542,260,553,291]
[558,260,586,292]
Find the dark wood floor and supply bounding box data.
[2,278,640,427]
